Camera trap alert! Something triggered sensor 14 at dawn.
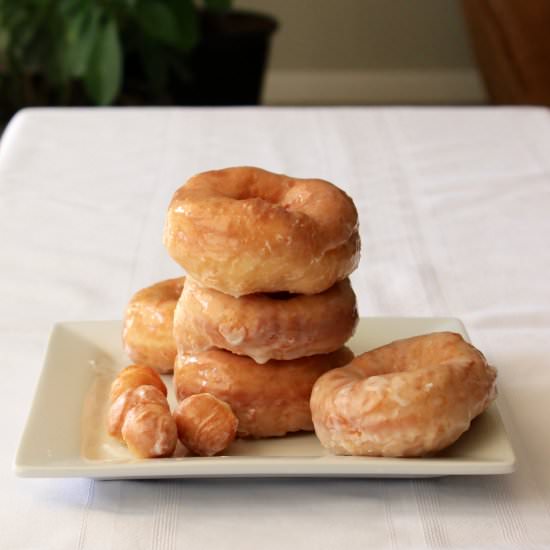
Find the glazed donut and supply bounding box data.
[110,364,167,402]
[173,393,238,456]
[174,347,354,438]
[174,276,358,363]
[123,277,184,373]
[107,366,177,458]
[122,400,177,459]
[108,384,167,440]
[310,332,497,457]
[163,167,360,296]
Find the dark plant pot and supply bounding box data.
[186,10,278,105]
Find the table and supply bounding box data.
[1,107,549,549]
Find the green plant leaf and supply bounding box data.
[84,18,122,105]
[136,1,188,51]
[65,7,101,77]
[203,0,232,12]
[164,0,199,52]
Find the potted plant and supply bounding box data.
[0,0,277,121]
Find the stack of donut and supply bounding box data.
[122,166,359,451]
[164,166,360,439]
[122,167,360,454]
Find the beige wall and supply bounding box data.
[235,0,486,104]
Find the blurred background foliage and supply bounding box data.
[0,0,233,114]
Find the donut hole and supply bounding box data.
[264,291,296,301]
[233,175,293,205]
[234,192,282,206]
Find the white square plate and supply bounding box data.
[14,318,515,479]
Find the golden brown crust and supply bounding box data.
[173,347,354,438]
[122,403,177,459]
[109,364,167,402]
[310,332,497,457]
[107,385,169,440]
[123,277,184,374]
[173,393,238,456]
[107,366,176,458]
[163,167,360,296]
[174,277,358,363]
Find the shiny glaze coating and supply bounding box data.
[123,277,184,373]
[109,364,167,402]
[173,393,238,456]
[174,277,358,363]
[107,366,177,458]
[174,347,354,438]
[108,384,168,440]
[311,332,497,457]
[163,167,360,296]
[122,402,177,459]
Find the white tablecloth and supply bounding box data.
[1,107,549,549]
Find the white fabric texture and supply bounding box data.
[1,107,549,549]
